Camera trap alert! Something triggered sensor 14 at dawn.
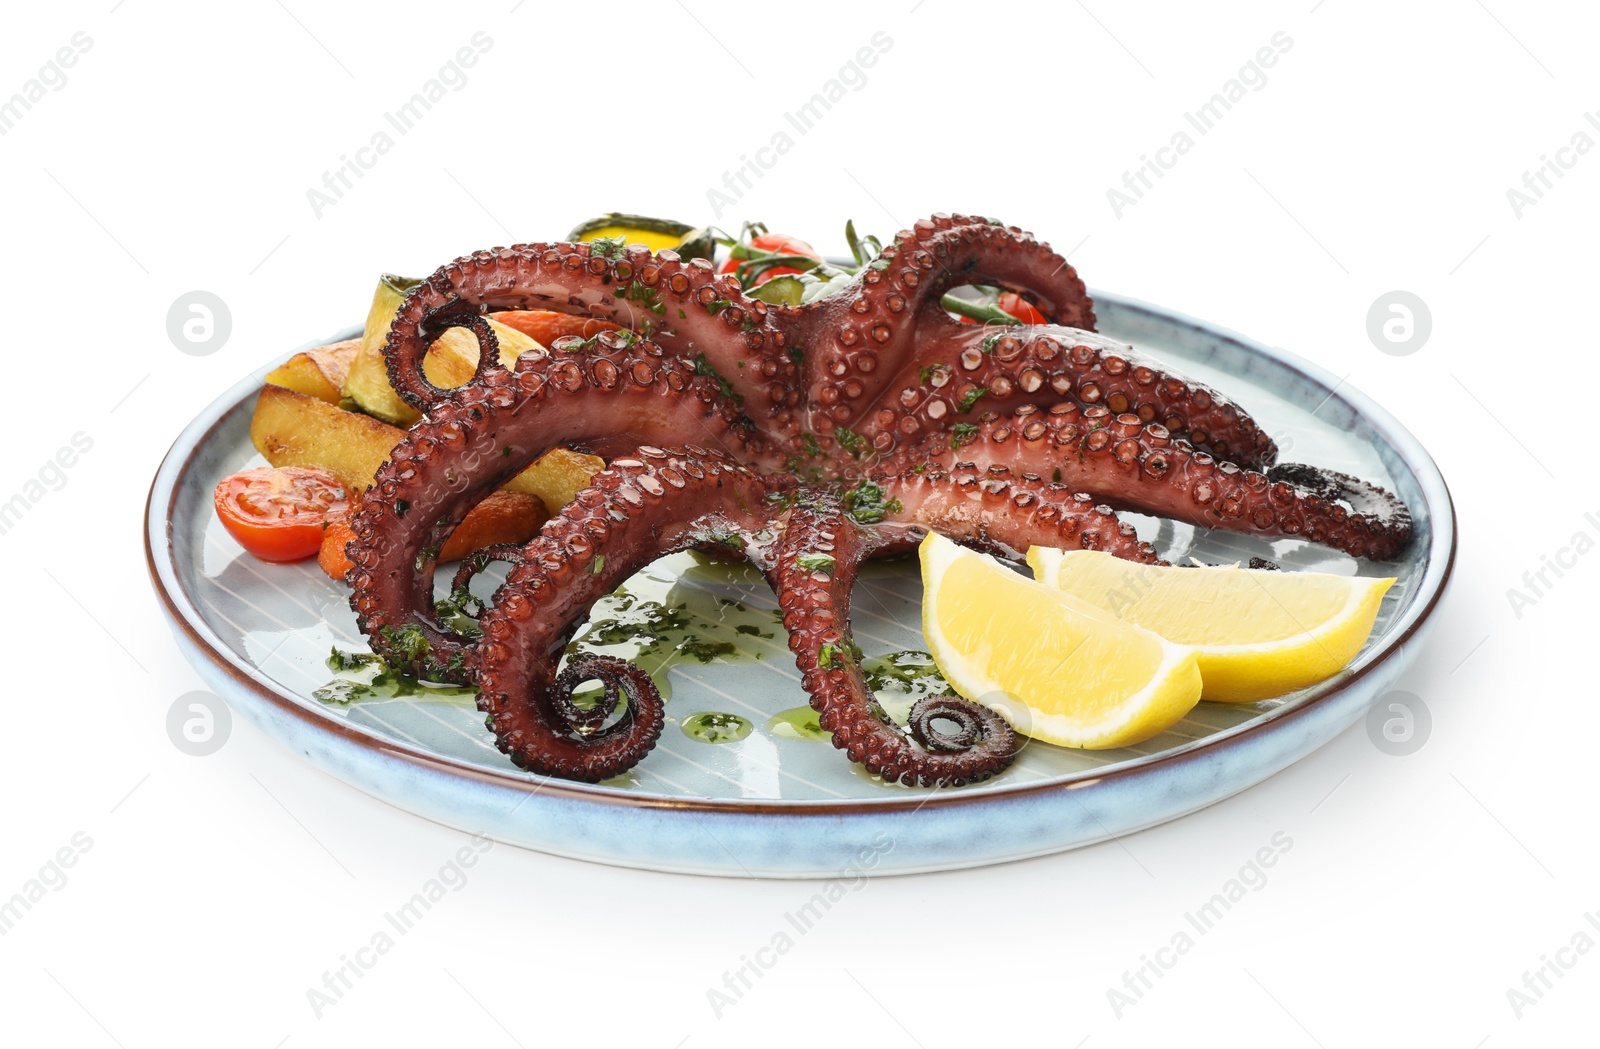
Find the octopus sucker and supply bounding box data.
[344,213,1414,786]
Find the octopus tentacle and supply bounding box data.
[444,544,527,621]
[870,468,1162,564]
[1267,463,1414,545]
[346,352,770,677]
[550,656,656,735]
[383,241,797,416]
[907,696,987,752]
[770,494,1016,787]
[471,448,778,780]
[919,404,1411,560]
[861,327,1277,470]
[784,214,1094,439]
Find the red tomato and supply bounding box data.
[958,291,1049,326]
[214,467,349,563]
[719,232,822,282]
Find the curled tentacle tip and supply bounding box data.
[907,695,1016,756]
[552,654,659,738]
[1266,462,1343,502]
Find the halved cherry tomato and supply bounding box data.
[214,467,348,563]
[718,232,822,283]
[958,291,1048,326]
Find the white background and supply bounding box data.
[2,1,1594,1045]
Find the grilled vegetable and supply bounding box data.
[567,213,714,260]
[262,338,360,405]
[251,383,603,508]
[214,467,348,563]
[317,490,549,580]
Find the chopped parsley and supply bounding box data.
[692,352,742,403]
[680,637,738,662]
[377,622,430,663]
[834,426,868,460]
[701,527,745,550]
[840,479,902,524]
[562,328,640,354]
[957,388,987,413]
[432,587,483,640]
[589,236,626,260]
[563,592,742,665]
[861,649,950,698]
[318,643,476,706]
[796,553,836,574]
[950,422,979,450]
[615,281,665,315]
[313,680,373,704]
[818,640,865,668]
[327,647,382,673]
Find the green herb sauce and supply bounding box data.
[316,646,477,706]
[562,554,784,703]
[859,649,953,724]
[681,711,753,744]
[767,705,830,742]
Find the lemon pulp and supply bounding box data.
[1027,548,1394,703]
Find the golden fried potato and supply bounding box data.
[262,338,360,405]
[250,384,604,509]
[508,446,606,509]
[252,383,399,492]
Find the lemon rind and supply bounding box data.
[1026,547,1394,703]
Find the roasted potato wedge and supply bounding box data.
[252,384,400,492]
[251,384,603,509]
[505,443,605,509]
[262,338,360,405]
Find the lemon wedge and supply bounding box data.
[919,533,1202,749]
[1026,548,1395,703]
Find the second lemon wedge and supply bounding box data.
[1026,549,1395,703]
[919,533,1202,749]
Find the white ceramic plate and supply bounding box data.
[146,293,1455,877]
